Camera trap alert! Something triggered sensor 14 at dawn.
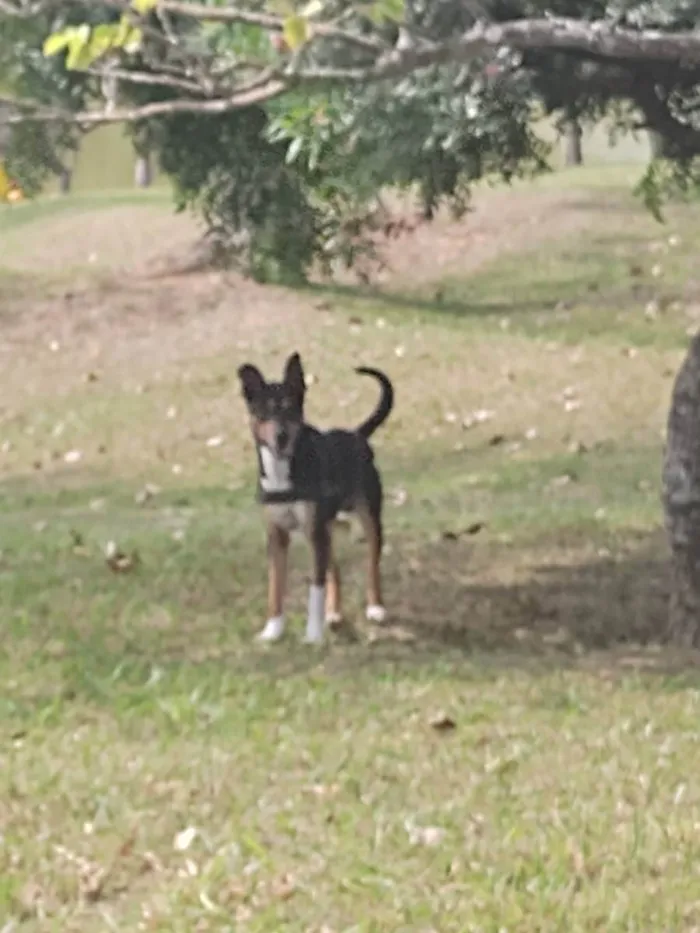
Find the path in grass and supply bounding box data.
[1,172,699,931]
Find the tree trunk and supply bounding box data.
[564,118,583,166]
[58,166,72,195]
[648,130,670,160]
[662,333,700,645]
[134,153,153,188]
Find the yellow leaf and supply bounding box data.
[283,14,308,50]
[43,29,74,57]
[123,27,144,54]
[301,0,324,16]
[131,0,158,12]
[89,24,120,59]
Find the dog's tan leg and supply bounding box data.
[357,503,386,623]
[257,524,289,642]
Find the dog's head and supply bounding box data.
[238,352,306,459]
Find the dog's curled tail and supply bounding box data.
[354,366,394,439]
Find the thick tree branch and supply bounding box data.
[632,77,700,158]
[5,16,700,127]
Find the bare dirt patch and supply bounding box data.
[336,186,621,288]
[0,184,649,410]
[2,204,201,274]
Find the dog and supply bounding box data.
[238,351,394,644]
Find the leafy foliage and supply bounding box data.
[151,105,320,283]
[9,0,700,272]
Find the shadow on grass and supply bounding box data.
[386,529,670,652]
[230,528,686,684]
[16,526,686,706]
[300,224,684,326]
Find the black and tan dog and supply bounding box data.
[238,352,394,644]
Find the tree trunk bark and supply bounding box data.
[134,153,152,188]
[564,118,583,166]
[662,333,700,645]
[0,101,11,158]
[58,166,72,195]
[648,130,670,159]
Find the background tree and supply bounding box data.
[0,5,96,195]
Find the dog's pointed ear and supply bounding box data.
[283,352,305,403]
[238,363,265,404]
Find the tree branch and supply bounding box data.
[5,16,700,127]
[632,77,700,158]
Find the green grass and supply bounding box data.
[2,170,699,930]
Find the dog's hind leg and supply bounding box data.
[357,498,386,624]
[325,538,343,628]
[257,524,289,642]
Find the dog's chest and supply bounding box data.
[265,501,311,533]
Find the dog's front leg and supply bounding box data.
[305,521,330,645]
[257,524,289,642]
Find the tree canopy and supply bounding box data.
[3,0,700,275]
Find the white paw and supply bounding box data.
[256,617,285,643]
[325,610,343,626]
[366,604,387,623]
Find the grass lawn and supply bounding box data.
[1,167,700,931]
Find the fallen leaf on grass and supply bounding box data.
[135,483,160,505]
[441,520,485,540]
[429,712,457,732]
[542,626,571,646]
[271,873,297,900]
[17,881,45,919]
[54,844,107,904]
[174,826,197,852]
[406,822,445,847]
[462,409,495,429]
[488,433,506,446]
[70,529,88,556]
[391,487,408,507]
[367,625,415,644]
[549,473,577,488]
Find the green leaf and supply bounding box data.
[131,0,158,13]
[283,14,308,50]
[285,136,303,165]
[363,0,405,24]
